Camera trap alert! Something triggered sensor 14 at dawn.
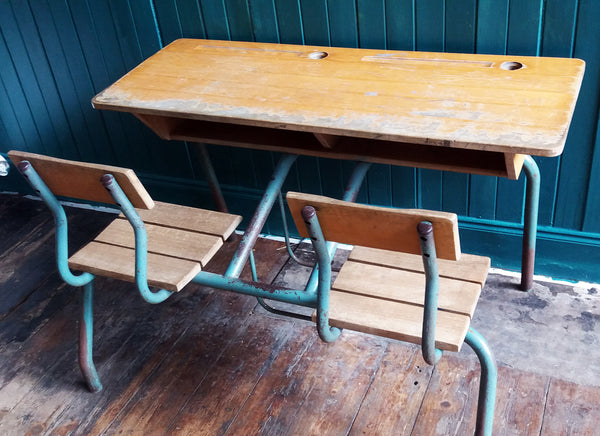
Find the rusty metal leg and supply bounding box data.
[79,279,102,392]
[196,143,229,213]
[225,154,297,278]
[521,156,540,291]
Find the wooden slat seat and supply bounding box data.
[69,201,242,292]
[328,246,490,352]
[286,191,491,353]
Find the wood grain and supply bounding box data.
[68,241,201,291]
[95,218,224,267]
[327,290,471,352]
[332,259,481,317]
[8,150,154,209]
[541,378,600,435]
[92,38,585,157]
[286,191,461,260]
[132,200,241,241]
[349,245,490,286]
[349,343,434,435]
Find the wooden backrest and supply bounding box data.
[286,192,461,261]
[8,150,154,209]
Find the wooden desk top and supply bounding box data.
[93,39,585,178]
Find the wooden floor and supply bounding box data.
[0,193,599,435]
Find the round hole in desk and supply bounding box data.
[500,61,524,70]
[308,51,328,60]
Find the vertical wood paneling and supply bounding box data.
[555,0,600,230]
[1,0,599,277]
[536,0,578,226]
[176,0,207,39]
[327,0,358,48]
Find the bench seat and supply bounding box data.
[69,201,242,292]
[326,245,490,352]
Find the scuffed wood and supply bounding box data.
[92,38,585,157]
[286,191,461,260]
[8,150,154,209]
[541,378,600,435]
[350,343,434,435]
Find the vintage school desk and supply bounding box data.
[92,38,585,291]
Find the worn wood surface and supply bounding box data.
[7,150,154,209]
[92,39,585,157]
[287,191,461,260]
[1,194,599,435]
[350,246,490,286]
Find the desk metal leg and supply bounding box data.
[521,156,540,291]
[196,143,229,213]
[225,154,297,278]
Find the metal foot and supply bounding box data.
[79,280,102,392]
[464,327,497,436]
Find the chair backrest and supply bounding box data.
[8,150,154,209]
[286,191,461,261]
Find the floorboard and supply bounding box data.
[0,193,599,435]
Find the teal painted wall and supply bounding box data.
[1,1,599,282]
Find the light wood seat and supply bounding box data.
[329,246,489,352]
[69,201,241,291]
[8,150,242,292]
[286,191,490,353]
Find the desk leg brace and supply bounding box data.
[225,154,297,278]
[521,156,540,292]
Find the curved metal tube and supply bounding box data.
[101,175,172,304]
[79,279,102,392]
[418,221,443,365]
[301,205,341,342]
[464,327,497,436]
[16,161,94,287]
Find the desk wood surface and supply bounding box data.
[93,39,584,176]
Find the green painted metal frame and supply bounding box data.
[300,201,496,435]
[14,155,496,434]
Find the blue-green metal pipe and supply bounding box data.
[417,221,443,365]
[79,279,102,392]
[101,175,172,304]
[303,161,371,294]
[301,205,341,342]
[521,156,540,292]
[15,161,94,287]
[464,327,497,436]
[191,271,317,306]
[226,154,297,278]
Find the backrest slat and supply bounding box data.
[286,192,461,261]
[8,150,154,209]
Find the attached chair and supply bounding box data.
[9,150,496,435]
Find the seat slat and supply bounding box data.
[350,245,490,287]
[332,259,481,317]
[328,290,470,352]
[95,219,223,267]
[69,242,200,292]
[133,201,241,240]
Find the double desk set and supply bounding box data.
[10,39,584,435]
